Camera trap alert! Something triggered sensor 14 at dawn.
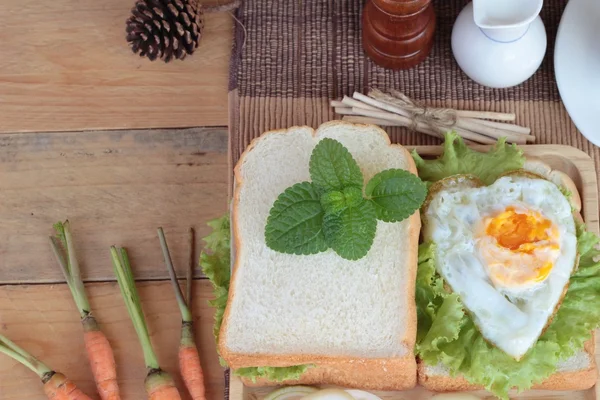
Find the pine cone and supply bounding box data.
[126,0,204,62]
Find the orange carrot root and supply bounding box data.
[43,372,94,400]
[179,346,205,400]
[145,369,182,400]
[179,322,206,400]
[83,317,121,400]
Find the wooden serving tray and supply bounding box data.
[229,145,600,400]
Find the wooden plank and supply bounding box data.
[0,0,232,133]
[0,280,225,400]
[0,128,229,283]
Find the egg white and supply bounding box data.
[423,175,577,359]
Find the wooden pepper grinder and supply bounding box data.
[362,0,436,69]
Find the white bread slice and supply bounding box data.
[219,121,420,389]
[418,160,597,392]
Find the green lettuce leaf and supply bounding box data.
[412,132,525,184]
[234,365,313,382]
[200,214,231,367]
[414,242,445,342]
[200,214,313,378]
[416,224,600,399]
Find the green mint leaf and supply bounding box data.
[320,186,364,214]
[323,199,377,260]
[265,182,328,255]
[365,169,427,222]
[342,186,364,207]
[320,190,346,214]
[309,138,363,191]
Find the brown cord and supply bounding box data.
[369,88,458,132]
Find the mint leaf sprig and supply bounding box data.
[265,138,427,260]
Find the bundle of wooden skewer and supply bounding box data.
[331,89,534,145]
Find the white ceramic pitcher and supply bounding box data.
[452,0,547,88]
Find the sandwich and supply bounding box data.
[205,121,427,390]
[412,133,600,399]
[200,124,600,399]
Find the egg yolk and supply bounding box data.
[479,207,560,288]
[486,207,553,253]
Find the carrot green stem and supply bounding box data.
[51,221,91,318]
[157,228,192,322]
[49,237,82,315]
[110,246,160,370]
[0,333,52,378]
[186,227,195,313]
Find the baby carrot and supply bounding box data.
[50,221,121,400]
[158,228,206,400]
[110,246,182,400]
[0,333,93,400]
[43,373,94,400]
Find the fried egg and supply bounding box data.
[423,174,577,360]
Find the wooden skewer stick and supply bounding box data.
[347,110,442,139]
[342,115,522,145]
[353,92,412,118]
[360,91,518,125]
[351,107,417,126]
[344,116,443,140]
[355,93,526,142]
[467,118,531,135]
[342,116,402,127]
[351,107,501,144]
[351,107,483,143]
[455,110,516,121]
[341,96,379,111]
[334,91,531,144]
[456,119,532,143]
[335,107,358,116]
[442,127,498,145]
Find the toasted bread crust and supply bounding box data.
[220,121,420,386]
[240,353,417,390]
[418,362,596,391]
[418,336,597,391]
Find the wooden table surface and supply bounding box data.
[0,0,231,133]
[0,0,233,398]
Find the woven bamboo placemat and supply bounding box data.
[224,0,599,396]
[228,0,599,175]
